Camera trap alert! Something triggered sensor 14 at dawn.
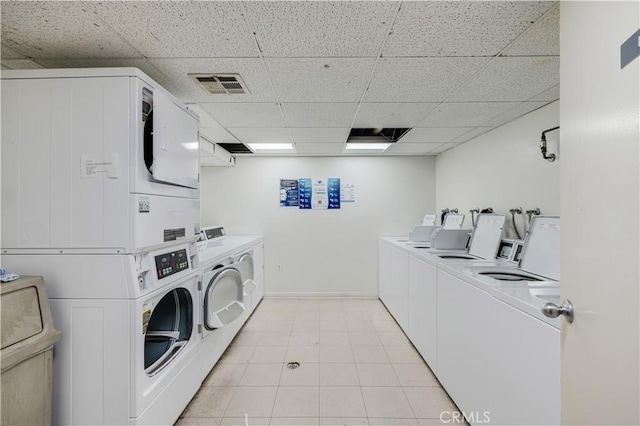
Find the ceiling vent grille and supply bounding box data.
[190,73,250,95]
[217,143,254,154]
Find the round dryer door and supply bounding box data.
[204,267,245,329]
[144,288,193,376]
[235,253,254,282]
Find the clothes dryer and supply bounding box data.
[2,242,201,426]
[1,68,201,254]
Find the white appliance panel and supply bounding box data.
[151,90,200,190]
[131,195,200,251]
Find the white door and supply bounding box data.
[560,2,639,424]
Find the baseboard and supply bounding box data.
[263,292,379,299]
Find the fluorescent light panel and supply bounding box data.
[345,142,392,150]
[248,143,293,150]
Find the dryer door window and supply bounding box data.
[204,268,245,330]
[144,287,193,376]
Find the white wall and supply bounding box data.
[201,156,436,297]
[435,101,559,238]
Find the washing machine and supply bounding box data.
[3,242,202,426]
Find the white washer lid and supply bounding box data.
[519,216,560,281]
[442,214,465,229]
[467,214,506,259]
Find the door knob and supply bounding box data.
[542,299,574,323]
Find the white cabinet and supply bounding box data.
[378,239,391,308]
[389,244,409,332]
[488,298,560,426]
[408,254,437,373]
[437,269,492,418]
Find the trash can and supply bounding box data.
[1,276,62,426]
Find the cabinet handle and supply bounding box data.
[541,299,574,323]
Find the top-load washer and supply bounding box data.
[1,68,201,254]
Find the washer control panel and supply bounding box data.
[155,248,189,280]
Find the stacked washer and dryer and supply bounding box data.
[1,68,207,425]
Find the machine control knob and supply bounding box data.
[542,299,574,323]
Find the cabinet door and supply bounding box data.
[408,255,438,373]
[389,245,409,332]
[378,240,391,306]
[489,298,560,425]
[437,269,491,419]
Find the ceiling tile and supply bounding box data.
[448,56,559,102]
[296,143,345,155]
[201,103,285,128]
[1,44,26,59]
[399,127,474,143]
[431,143,462,154]
[94,2,258,58]
[502,4,559,56]
[482,101,548,127]
[1,2,140,59]
[364,58,490,103]
[385,143,443,155]
[282,103,358,127]
[383,1,553,57]
[290,128,349,144]
[528,85,559,102]
[227,128,292,144]
[450,127,494,143]
[353,103,439,128]
[416,102,518,127]
[244,1,397,57]
[266,58,375,102]
[149,58,276,103]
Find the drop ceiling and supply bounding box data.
[1,1,560,156]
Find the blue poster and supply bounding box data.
[279,179,299,207]
[327,178,341,209]
[298,178,312,209]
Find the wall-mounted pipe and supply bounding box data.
[540,126,560,162]
[526,208,541,229]
[440,208,459,224]
[509,206,523,239]
[469,208,480,226]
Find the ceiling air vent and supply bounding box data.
[190,73,250,95]
[217,143,254,154]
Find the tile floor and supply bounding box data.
[177,298,462,426]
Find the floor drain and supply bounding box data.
[287,362,300,370]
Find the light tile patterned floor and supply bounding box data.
[177,299,461,426]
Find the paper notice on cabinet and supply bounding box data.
[81,154,119,178]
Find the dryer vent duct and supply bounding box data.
[190,73,250,95]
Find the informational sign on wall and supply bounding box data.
[279,179,299,207]
[340,182,355,203]
[283,178,343,209]
[298,178,312,209]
